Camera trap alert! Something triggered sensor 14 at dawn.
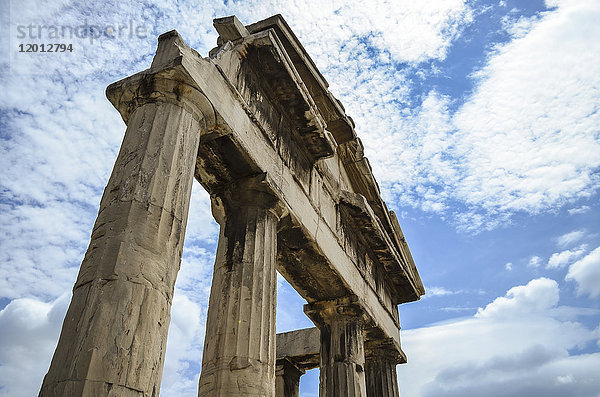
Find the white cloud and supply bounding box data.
[546,245,587,269]
[566,246,600,298]
[451,0,600,219]
[505,262,513,271]
[296,0,473,64]
[556,230,586,248]
[0,295,69,397]
[161,294,205,396]
[1,1,599,396]
[568,205,590,215]
[425,286,461,297]
[398,278,600,396]
[158,186,219,396]
[346,0,600,232]
[528,255,543,268]
[475,278,558,319]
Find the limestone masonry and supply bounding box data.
[39,14,425,397]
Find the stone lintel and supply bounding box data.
[364,338,406,365]
[276,217,351,303]
[339,190,422,304]
[276,327,320,370]
[276,328,407,368]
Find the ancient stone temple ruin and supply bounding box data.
[39,14,424,397]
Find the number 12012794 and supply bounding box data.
[18,43,73,52]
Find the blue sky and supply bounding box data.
[1,0,599,396]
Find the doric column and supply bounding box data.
[39,74,213,396]
[305,297,368,397]
[364,339,401,397]
[198,175,285,396]
[275,358,304,397]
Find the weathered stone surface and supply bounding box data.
[364,339,403,397]
[276,327,320,370]
[40,96,205,396]
[275,359,304,397]
[197,176,285,396]
[245,15,356,145]
[276,329,404,397]
[305,298,369,397]
[214,15,249,42]
[365,357,399,397]
[41,13,425,397]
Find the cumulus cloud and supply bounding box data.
[475,278,558,319]
[161,294,205,396]
[565,246,600,298]
[399,278,600,396]
[0,295,69,397]
[546,245,587,269]
[292,0,473,65]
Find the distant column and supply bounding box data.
[275,358,304,397]
[198,175,284,396]
[365,339,401,397]
[39,75,213,396]
[305,298,368,397]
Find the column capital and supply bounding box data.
[106,71,216,130]
[276,357,305,376]
[304,296,369,328]
[106,31,216,130]
[364,338,405,364]
[210,173,288,224]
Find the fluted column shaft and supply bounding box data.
[275,359,304,397]
[365,346,400,397]
[40,95,205,396]
[198,178,283,396]
[305,299,367,397]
